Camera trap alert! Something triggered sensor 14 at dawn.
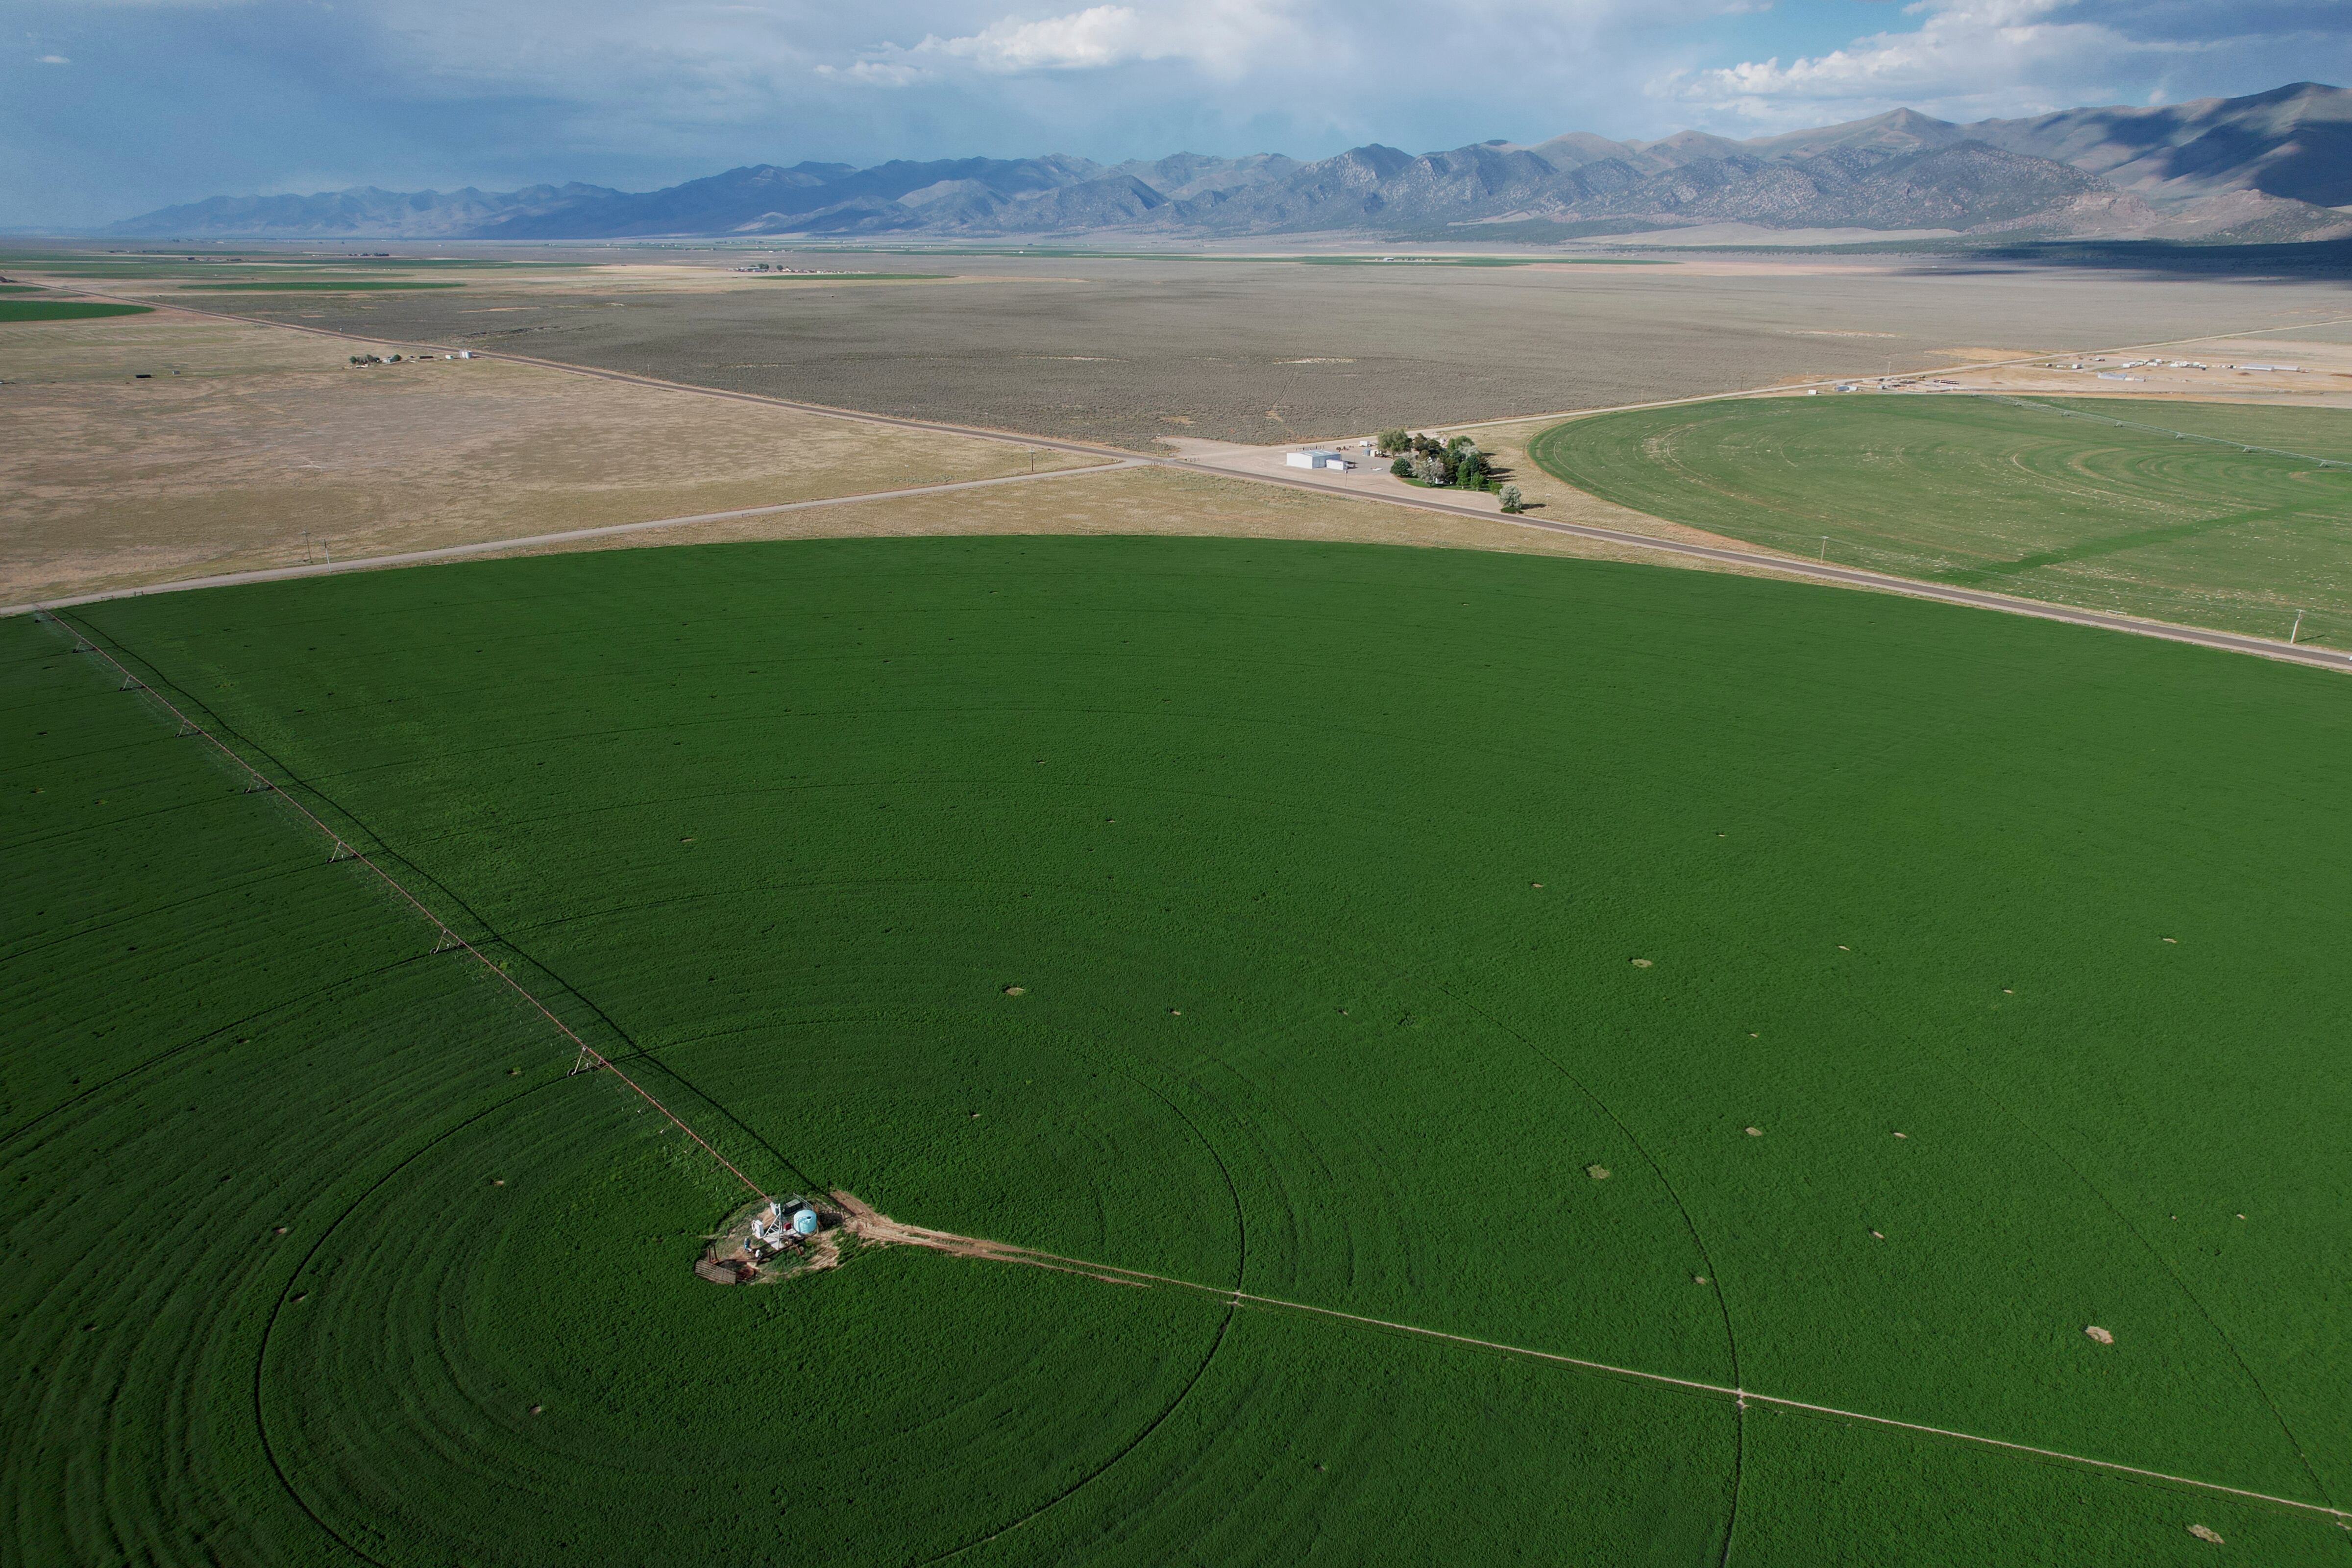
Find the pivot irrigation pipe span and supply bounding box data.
[32,604,777,1208]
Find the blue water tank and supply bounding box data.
[792,1206,820,1237]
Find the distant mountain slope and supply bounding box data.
[1969,82,2352,206]
[107,182,625,238]
[1153,133,2138,237]
[107,83,2352,244]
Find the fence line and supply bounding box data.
[34,605,774,1205]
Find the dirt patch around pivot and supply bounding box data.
[830,1191,1151,1289]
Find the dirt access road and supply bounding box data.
[19,281,2352,675]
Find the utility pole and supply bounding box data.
[2291,610,2304,645]
[1819,536,1830,563]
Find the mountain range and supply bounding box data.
[108,82,2352,245]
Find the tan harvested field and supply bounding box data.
[0,310,1100,602]
[1911,334,2352,406]
[14,244,2350,631]
[147,247,2352,449]
[454,462,1810,585]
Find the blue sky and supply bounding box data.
[5,0,2350,227]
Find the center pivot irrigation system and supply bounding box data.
[33,604,778,1209]
[31,605,2352,1534]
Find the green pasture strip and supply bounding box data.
[11,259,572,280]
[12,269,352,281]
[1990,394,2352,467]
[0,284,42,294]
[743,271,950,281]
[1530,393,2352,646]
[0,251,171,267]
[0,300,153,322]
[2044,394,2352,460]
[1296,255,1671,267]
[4,536,2344,1561]
[781,245,1196,260]
[183,280,466,293]
[310,258,591,270]
[814,245,1672,267]
[1296,256,1542,267]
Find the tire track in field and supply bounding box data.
[5,460,1142,618]
[43,568,2340,1548]
[842,1200,2352,1533]
[1789,920,2345,1527]
[61,606,847,1193]
[1856,993,2349,1532]
[51,608,1270,1544]
[67,593,1736,1551]
[572,997,1260,1562]
[912,1063,1250,1563]
[0,948,460,1152]
[253,1076,582,1568]
[52,607,1273,1561]
[1437,984,1751,1566]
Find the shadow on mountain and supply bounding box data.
[1910,237,2352,281]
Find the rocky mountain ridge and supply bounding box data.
[108,83,2352,245]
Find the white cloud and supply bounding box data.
[12,0,2352,229]
[924,5,1156,72]
[1656,0,2204,125]
[37,53,71,64]
[813,58,925,86]
[825,0,1299,87]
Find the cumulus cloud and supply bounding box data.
[6,0,2351,227]
[1656,0,2309,126]
[829,1,1297,84]
[813,58,925,87]
[924,6,1160,72]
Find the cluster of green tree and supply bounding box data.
[1373,429,1525,512]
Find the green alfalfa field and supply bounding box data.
[5,535,2350,1565]
[1527,392,2352,650]
[0,299,154,323]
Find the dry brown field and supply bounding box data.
[14,244,2352,625]
[1908,333,2352,404]
[461,462,1806,585]
[136,248,2352,449]
[0,309,1101,603]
